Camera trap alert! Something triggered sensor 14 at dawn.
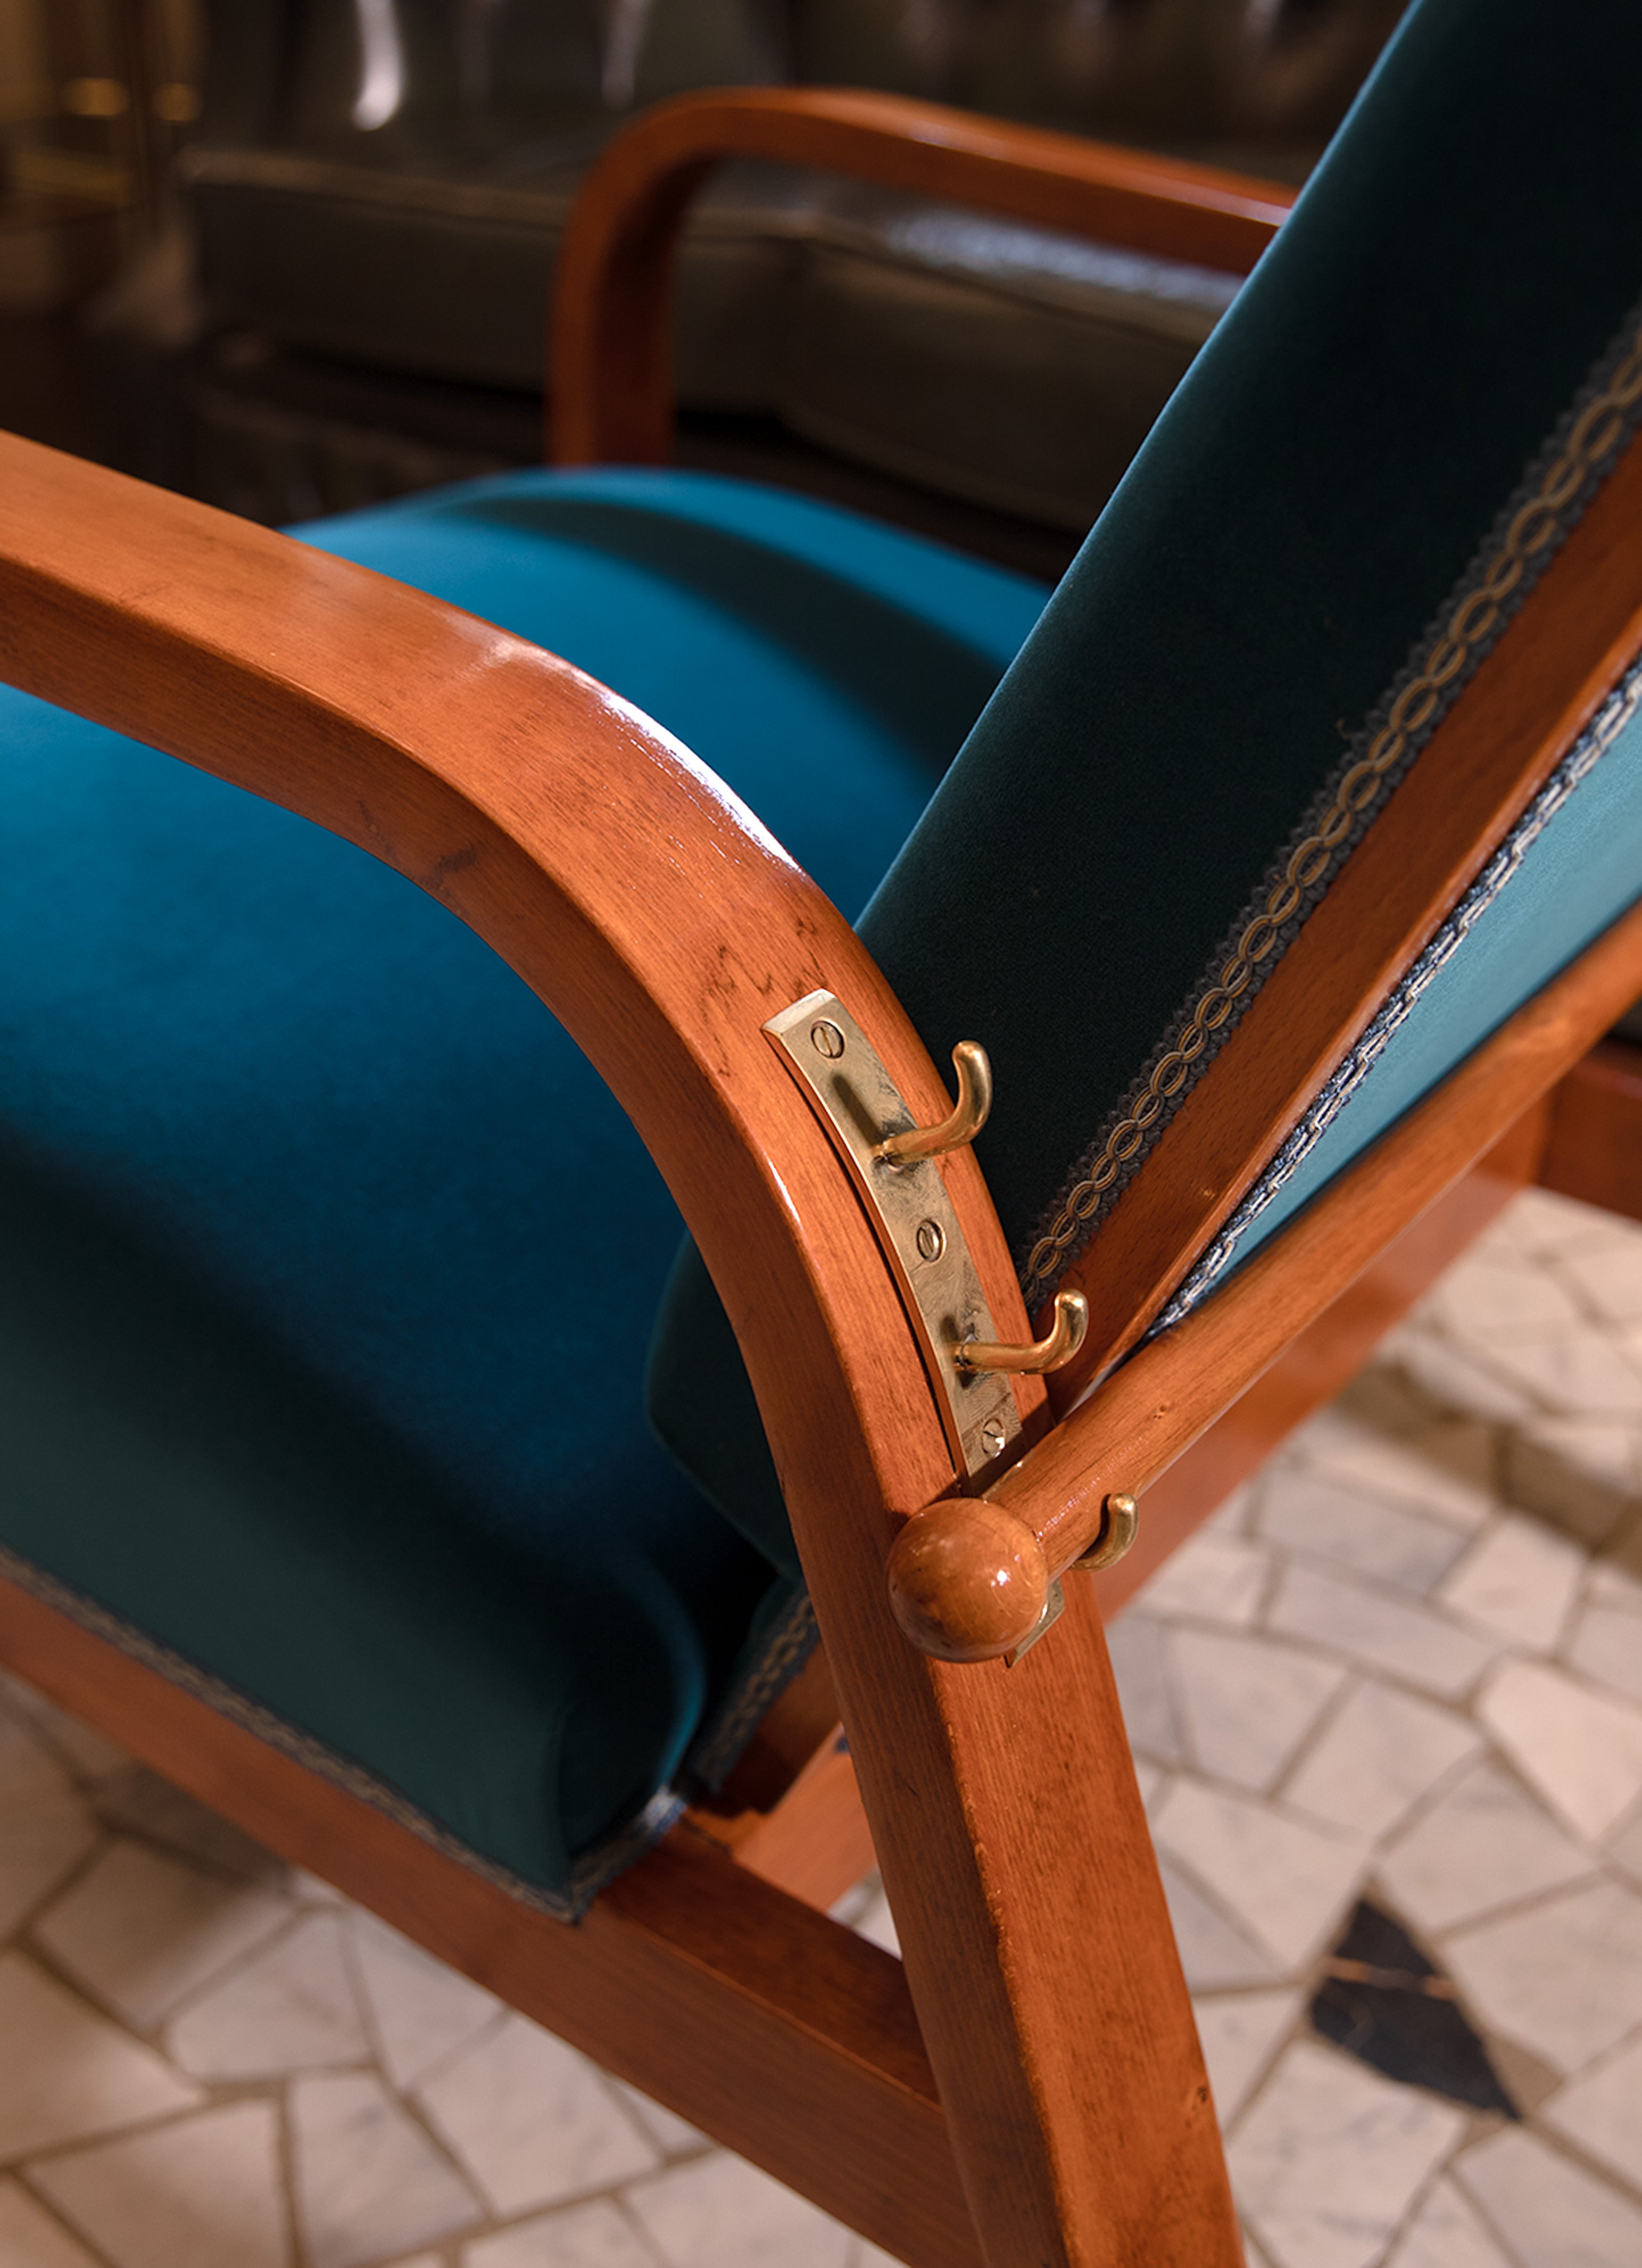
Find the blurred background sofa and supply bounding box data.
[2,0,1399,574]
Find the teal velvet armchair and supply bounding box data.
[2,3,1641,2262]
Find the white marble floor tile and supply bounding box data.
[1607,1803,1642,1889]
[0,1789,101,1940]
[1267,1565,1496,1701]
[1436,1514,1586,1649]
[416,2015,657,2217]
[1151,1781,1368,1969]
[1455,2126,1642,2268]
[1168,1630,1346,1792]
[1556,1240,1642,1326]
[849,1889,900,1956]
[1281,1679,1481,1840]
[1566,1603,1642,1707]
[1382,2177,1514,2268]
[1589,1556,1642,1611]
[1541,2027,1642,2193]
[349,1909,503,2092]
[1190,1990,1301,2128]
[1482,1326,1642,1419]
[27,2100,286,2268]
[1507,1416,1639,1545]
[291,2071,480,2268]
[1387,1330,1538,1425]
[465,2197,660,2267]
[1442,1878,1642,2074]
[0,1953,197,2161]
[1301,1418,1497,1532]
[1130,1531,1270,1626]
[1477,1659,1642,1841]
[32,1839,292,2029]
[1131,1757,1165,1810]
[1157,1860,1284,1992]
[607,2082,707,2158]
[1280,1406,1397,1463]
[1259,1472,1469,1593]
[1102,1616,1181,1763]
[1205,1479,1259,1531]
[1229,2040,1464,2268]
[1375,1757,1597,1933]
[292,1867,350,1905]
[1429,1254,1583,1343]
[1510,1187,1642,1254]
[167,1908,369,2079]
[0,2180,105,2268]
[625,2151,854,2268]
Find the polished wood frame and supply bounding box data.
[2,86,1640,2268]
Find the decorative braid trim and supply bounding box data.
[0,1543,827,1919]
[1154,653,1642,1327]
[0,1542,682,1924]
[685,1586,818,1793]
[1019,300,1642,1305]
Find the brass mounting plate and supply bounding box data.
[764,990,1021,1481]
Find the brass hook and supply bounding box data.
[1073,1492,1139,1572]
[957,1289,1088,1376]
[877,1041,992,1165]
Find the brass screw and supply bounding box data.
[980,1414,1009,1456]
[809,1020,845,1059]
[915,1219,944,1262]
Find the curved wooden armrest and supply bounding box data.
[0,430,1035,1552]
[550,86,1297,466]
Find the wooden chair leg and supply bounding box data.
[1538,1036,1642,1222]
[0,1571,981,2267]
[819,1534,1241,2267]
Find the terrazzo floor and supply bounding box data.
[1,1184,1639,2267]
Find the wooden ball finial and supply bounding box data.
[886,1500,1049,1662]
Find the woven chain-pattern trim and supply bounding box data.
[0,1540,687,1923]
[1155,651,1642,1326]
[1019,310,1642,1306]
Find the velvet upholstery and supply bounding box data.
[647,0,1642,1575]
[0,470,1044,1902]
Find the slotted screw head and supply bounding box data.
[810,1020,845,1059]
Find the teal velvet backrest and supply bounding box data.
[648,0,1642,1580]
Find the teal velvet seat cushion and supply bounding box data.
[0,467,1046,1906]
[648,0,1642,1579]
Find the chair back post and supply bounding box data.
[548,86,1292,465]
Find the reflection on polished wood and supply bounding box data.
[0,427,1232,2268]
[1,77,1639,2263]
[550,87,1293,467]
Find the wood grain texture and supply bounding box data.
[1048,428,1642,1405]
[694,1734,877,1914]
[0,432,1233,2266]
[988,898,1642,1584]
[1539,1036,1642,1222]
[549,87,1293,466]
[0,1572,975,2268]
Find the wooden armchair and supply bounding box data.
[2,3,1640,2263]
